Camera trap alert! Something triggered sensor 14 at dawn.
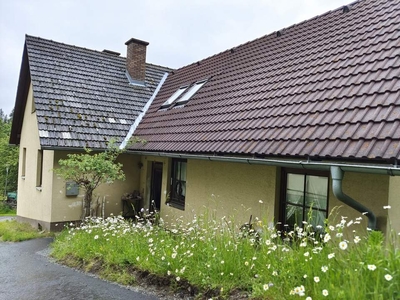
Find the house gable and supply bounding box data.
[131,0,400,163]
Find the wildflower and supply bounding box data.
[385,274,393,281]
[347,220,354,227]
[336,232,343,238]
[245,261,249,266]
[265,239,271,246]
[306,297,312,300]
[328,253,335,259]
[304,251,310,257]
[167,270,171,276]
[263,284,269,291]
[383,205,391,209]
[321,266,328,273]
[367,264,377,271]
[252,256,257,260]
[329,225,335,231]
[300,242,307,247]
[259,200,264,204]
[94,235,99,240]
[354,236,361,243]
[272,271,278,276]
[176,276,180,282]
[323,233,331,243]
[221,260,224,264]
[171,253,177,259]
[339,241,348,250]
[322,289,329,296]
[303,274,307,278]
[314,276,320,283]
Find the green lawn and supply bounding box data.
[0,220,52,242]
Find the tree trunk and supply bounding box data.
[81,188,93,220]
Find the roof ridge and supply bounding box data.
[25,34,171,71]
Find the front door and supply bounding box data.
[150,162,163,212]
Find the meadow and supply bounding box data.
[51,206,399,299]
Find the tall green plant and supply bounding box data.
[0,109,18,198]
[56,144,125,220]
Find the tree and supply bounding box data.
[0,110,18,198]
[56,144,125,220]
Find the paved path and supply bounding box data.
[0,238,159,300]
[0,216,15,222]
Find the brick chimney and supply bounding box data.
[125,38,149,84]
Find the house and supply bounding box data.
[9,35,171,230]
[11,0,400,234]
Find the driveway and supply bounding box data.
[0,238,160,300]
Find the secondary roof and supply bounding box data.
[10,35,171,149]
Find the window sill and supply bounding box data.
[166,202,185,211]
[21,176,26,180]
[36,186,42,192]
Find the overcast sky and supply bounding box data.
[0,0,352,116]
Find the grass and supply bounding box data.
[0,220,53,242]
[0,201,16,216]
[51,208,399,299]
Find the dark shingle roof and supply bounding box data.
[132,0,400,161]
[13,35,171,149]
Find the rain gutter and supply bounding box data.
[119,72,169,150]
[129,150,400,176]
[330,166,376,230]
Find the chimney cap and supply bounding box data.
[125,38,149,46]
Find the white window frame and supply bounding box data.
[160,86,188,109]
[176,80,207,105]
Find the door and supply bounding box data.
[150,162,163,211]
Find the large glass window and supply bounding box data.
[282,170,328,230]
[169,158,187,210]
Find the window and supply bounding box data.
[169,158,187,210]
[160,86,188,109]
[281,169,329,230]
[36,150,43,188]
[22,148,26,178]
[175,80,207,105]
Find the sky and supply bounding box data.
[0,0,352,116]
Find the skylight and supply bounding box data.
[160,86,188,108]
[176,80,207,105]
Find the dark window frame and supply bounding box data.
[169,158,187,210]
[280,168,329,231]
[36,149,43,188]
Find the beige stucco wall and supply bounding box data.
[387,176,400,235]
[141,156,278,227]
[140,156,396,235]
[16,84,54,224]
[327,172,390,233]
[51,152,142,222]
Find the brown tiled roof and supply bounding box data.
[132,0,400,161]
[10,35,171,149]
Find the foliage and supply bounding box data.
[52,208,399,300]
[0,109,19,199]
[0,200,16,215]
[0,220,53,242]
[55,143,125,219]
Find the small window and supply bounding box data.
[169,158,187,210]
[36,150,43,187]
[281,169,329,231]
[160,86,188,109]
[176,80,207,105]
[22,148,26,177]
